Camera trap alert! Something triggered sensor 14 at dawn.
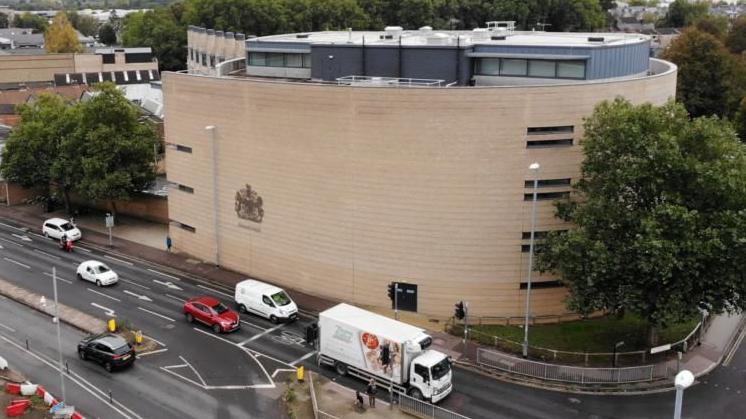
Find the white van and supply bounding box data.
[234,279,298,323]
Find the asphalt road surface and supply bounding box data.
[0,218,743,419]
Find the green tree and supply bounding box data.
[726,16,746,54]
[0,94,80,212]
[662,0,708,28]
[662,28,732,118]
[45,13,84,53]
[98,22,117,45]
[13,12,49,32]
[734,96,746,142]
[121,5,187,71]
[693,14,729,39]
[66,11,100,37]
[536,98,746,345]
[0,12,9,29]
[65,83,157,216]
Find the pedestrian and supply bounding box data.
[366,377,377,408]
[166,235,172,252]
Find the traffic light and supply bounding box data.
[387,282,395,302]
[454,301,465,320]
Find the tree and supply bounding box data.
[65,83,158,216]
[726,16,746,54]
[13,12,49,32]
[662,28,732,118]
[693,14,729,39]
[661,0,708,28]
[98,23,117,45]
[66,11,100,37]
[0,94,80,212]
[121,5,187,71]
[536,98,746,345]
[0,12,9,29]
[45,13,84,53]
[734,97,746,142]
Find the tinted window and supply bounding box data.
[414,364,429,380]
[112,344,131,355]
[95,264,111,274]
[271,291,291,306]
[95,343,111,353]
[262,296,274,306]
[431,358,451,380]
[212,302,228,314]
[60,223,75,231]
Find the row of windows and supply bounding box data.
[177,184,194,194]
[519,280,563,289]
[248,52,311,68]
[524,191,570,201]
[527,138,573,148]
[527,126,574,135]
[188,48,223,68]
[524,178,571,189]
[170,220,196,233]
[475,58,586,80]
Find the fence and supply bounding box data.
[393,392,470,419]
[476,348,678,384]
[449,312,711,367]
[308,371,341,419]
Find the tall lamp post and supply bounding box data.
[205,125,220,267]
[673,370,694,419]
[522,162,540,358]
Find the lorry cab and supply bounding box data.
[234,279,298,323]
[407,349,453,403]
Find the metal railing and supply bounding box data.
[393,392,470,419]
[308,371,341,419]
[477,348,678,384]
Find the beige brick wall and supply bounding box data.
[163,64,676,318]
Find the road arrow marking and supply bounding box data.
[90,302,116,317]
[147,268,181,281]
[42,272,72,284]
[153,279,183,291]
[138,307,174,322]
[87,288,121,302]
[11,233,32,242]
[123,290,153,302]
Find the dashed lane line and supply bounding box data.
[0,323,16,332]
[87,288,121,302]
[33,248,61,260]
[0,222,26,232]
[240,320,268,331]
[289,351,318,366]
[0,237,22,247]
[147,268,181,281]
[75,246,92,253]
[196,284,233,298]
[42,272,73,285]
[3,257,30,269]
[164,294,184,303]
[119,278,150,290]
[138,307,175,322]
[104,254,134,266]
[238,323,285,345]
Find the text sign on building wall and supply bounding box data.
[394,282,418,312]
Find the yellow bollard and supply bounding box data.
[134,330,143,345]
[296,366,304,382]
[108,318,116,332]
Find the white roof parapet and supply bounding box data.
[336,75,446,88]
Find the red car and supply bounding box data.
[183,296,240,333]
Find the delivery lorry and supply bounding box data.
[317,303,453,403]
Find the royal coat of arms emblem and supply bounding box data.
[235,184,264,223]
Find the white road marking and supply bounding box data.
[143,334,166,347]
[247,349,295,369]
[119,278,150,290]
[164,294,185,303]
[0,222,25,232]
[238,323,285,345]
[123,290,153,302]
[0,237,23,247]
[182,356,207,386]
[87,288,121,302]
[196,284,233,298]
[33,248,60,260]
[153,279,183,290]
[75,246,92,253]
[104,254,134,266]
[136,348,169,359]
[240,320,268,331]
[90,302,116,317]
[289,351,318,366]
[147,268,181,281]
[0,323,16,332]
[272,368,297,378]
[0,334,139,419]
[138,307,175,322]
[42,272,73,284]
[3,257,30,269]
[11,233,32,242]
[0,244,4,249]
[724,326,746,366]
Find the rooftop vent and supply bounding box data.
[419,26,433,33]
[588,36,605,42]
[491,35,506,40]
[384,26,403,39]
[471,28,489,42]
[296,34,310,38]
[486,21,515,35]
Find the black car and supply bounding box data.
[77,333,135,372]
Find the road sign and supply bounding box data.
[105,213,115,228]
[650,343,671,354]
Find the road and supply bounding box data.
[0,218,743,418]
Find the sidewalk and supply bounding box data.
[1,203,743,393]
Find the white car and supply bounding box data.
[76,261,118,287]
[42,218,82,241]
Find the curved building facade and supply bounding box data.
[165,25,676,318]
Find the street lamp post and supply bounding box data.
[673,370,694,419]
[205,125,220,267]
[522,162,540,358]
[612,341,625,367]
[52,267,66,405]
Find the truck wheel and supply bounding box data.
[408,388,423,400]
[270,315,279,324]
[334,362,348,376]
[238,303,247,313]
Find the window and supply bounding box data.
[529,60,556,77]
[522,230,566,240]
[476,57,500,75]
[267,53,284,67]
[524,191,570,201]
[557,61,586,79]
[520,280,563,290]
[501,59,527,76]
[249,52,311,68]
[527,126,574,135]
[201,53,207,66]
[249,52,267,66]
[177,184,194,194]
[209,55,215,67]
[526,139,574,148]
[171,220,196,233]
[524,178,572,188]
[262,295,274,306]
[101,53,115,64]
[285,53,302,68]
[302,53,312,68]
[414,364,430,381]
[176,144,192,153]
[521,244,531,253]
